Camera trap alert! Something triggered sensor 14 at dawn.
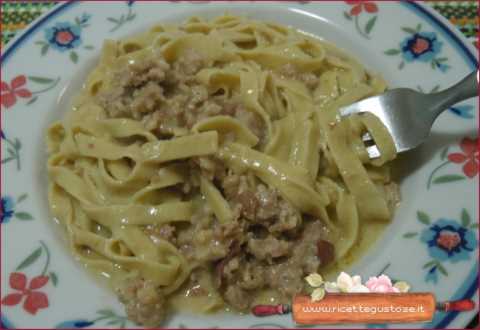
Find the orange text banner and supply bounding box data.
[293,293,435,324]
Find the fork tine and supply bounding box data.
[338,103,366,118]
[366,145,381,159]
[362,132,373,142]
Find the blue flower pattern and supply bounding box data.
[56,319,94,329]
[37,13,92,63]
[385,25,450,72]
[404,210,478,283]
[45,22,82,52]
[1,196,15,224]
[400,31,442,62]
[449,105,474,119]
[421,219,477,262]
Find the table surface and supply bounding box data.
[1,1,478,329]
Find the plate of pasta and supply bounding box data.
[1,1,478,329]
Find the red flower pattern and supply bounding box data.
[345,0,378,16]
[1,75,32,109]
[56,30,75,45]
[448,137,479,178]
[411,37,430,54]
[436,230,461,251]
[1,272,49,315]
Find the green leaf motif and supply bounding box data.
[84,45,94,50]
[416,23,422,32]
[127,13,136,21]
[14,138,21,149]
[35,40,46,45]
[15,212,34,220]
[7,148,15,157]
[70,51,79,63]
[401,27,417,34]
[41,44,49,56]
[16,247,42,270]
[431,60,436,69]
[365,16,377,35]
[417,211,431,225]
[26,96,38,105]
[97,309,115,317]
[28,76,54,84]
[437,263,448,276]
[461,209,470,227]
[49,271,59,286]
[431,85,441,93]
[470,223,479,229]
[384,49,401,55]
[106,320,119,326]
[398,61,405,70]
[1,157,14,164]
[436,57,448,63]
[440,146,449,160]
[17,193,28,203]
[402,232,418,238]
[433,175,466,184]
[423,260,437,269]
[107,17,119,23]
[343,11,352,20]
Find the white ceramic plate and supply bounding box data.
[1,1,478,328]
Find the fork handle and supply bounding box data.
[430,70,478,117]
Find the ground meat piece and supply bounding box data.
[299,72,319,89]
[269,199,302,233]
[247,235,291,261]
[130,82,164,115]
[232,104,264,140]
[278,63,318,89]
[97,55,171,119]
[291,220,330,273]
[236,190,258,220]
[278,63,297,79]
[266,262,304,298]
[194,222,243,262]
[144,224,176,245]
[223,285,251,311]
[116,277,166,327]
[222,256,240,281]
[193,229,229,262]
[174,49,206,76]
[189,85,208,107]
[221,173,302,233]
[128,57,170,86]
[238,261,265,290]
[222,174,258,221]
[255,184,278,220]
[221,173,242,200]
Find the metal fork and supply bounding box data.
[339,71,478,159]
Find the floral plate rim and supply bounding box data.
[1,1,478,329]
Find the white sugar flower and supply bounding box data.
[336,272,354,292]
[324,281,340,293]
[332,272,370,293]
